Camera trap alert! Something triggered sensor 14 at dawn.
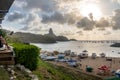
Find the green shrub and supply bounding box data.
[12,43,40,70]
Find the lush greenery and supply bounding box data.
[0,67,32,80]
[12,43,40,70]
[33,59,103,80]
[0,29,6,37]
[0,68,9,80]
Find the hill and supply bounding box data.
[11,28,70,43]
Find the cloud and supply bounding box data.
[59,0,81,2]
[7,11,24,22]
[77,17,95,30]
[41,11,65,24]
[41,11,79,24]
[112,9,120,30]
[96,17,109,29]
[23,0,57,12]
[13,0,26,8]
[76,31,83,35]
[21,12,42,31]
[112,0,120,4]
[59,31,75,36]
[104,31,111,35]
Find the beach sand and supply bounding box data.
[78,57,120,75]
[47,56,120,78]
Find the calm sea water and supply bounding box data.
[31,41,120,57]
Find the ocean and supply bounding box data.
[31,41,120,57]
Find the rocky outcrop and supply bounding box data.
[11,28,70,43]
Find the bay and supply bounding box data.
[31,41,120,57]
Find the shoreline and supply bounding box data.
[44,56,120,79]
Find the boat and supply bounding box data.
[64,50,71,56]
[118,52,120,54]
[45,56,57,61]
[67,59,78,67]
[99,53,106,58]
[91,53,97,59]
[78,50,88,58]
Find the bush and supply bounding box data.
[12,43,40,70]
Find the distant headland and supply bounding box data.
[11,28,76,43]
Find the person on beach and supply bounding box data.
[0,35,10,50]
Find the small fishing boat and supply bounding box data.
[78,50,88,58]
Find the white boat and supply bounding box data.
[78,50,88,58]
[64,50,71,56]
[40,54,47,59]
[45,56,57,61]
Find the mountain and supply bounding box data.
[11,28,69,43]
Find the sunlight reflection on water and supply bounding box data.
[31,41,120,57]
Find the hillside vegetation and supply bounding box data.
[33,59,103,80]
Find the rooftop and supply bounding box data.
[0,0,14,24]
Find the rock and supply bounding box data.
[24,68,32,74]
[13,76,16,79]
[11,70,15,75]
[8,65,14,68]
[30,75,39,80]
[0,65,4,68]
[29,74,35,78]
[10,77,14,80]
[7,68,12,72]
[15,64,21,70]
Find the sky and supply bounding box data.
[1,0,120,40]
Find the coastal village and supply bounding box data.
[40,50,120,79]
[0,0,120,80]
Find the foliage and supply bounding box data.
[33,59,102,80]
[0,29,6,38]
[6,36,21,43]
[0,68,9,80]
[12,43,40,70]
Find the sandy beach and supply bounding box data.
[47,56,120,78]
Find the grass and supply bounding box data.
[33,59,103,80]
[0,67,31,80]
[0,59,103,80]
[0,68,9,80]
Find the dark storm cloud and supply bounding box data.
[7,11,24,22]
[41,11,65,24]
[96,18,109,28]
[112,9,120,30]
[77,17,95,30]
[41,11,78,24]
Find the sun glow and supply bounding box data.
[80,3,102,20]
